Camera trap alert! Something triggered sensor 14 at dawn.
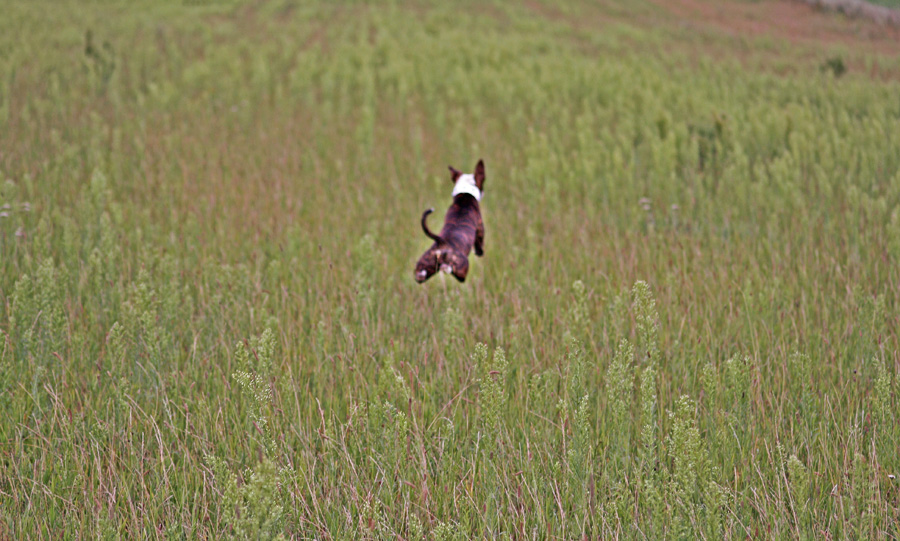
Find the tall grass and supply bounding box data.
[1,0,899,537]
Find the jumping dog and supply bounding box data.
[414,160,486,283]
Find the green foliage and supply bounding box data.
[820,55,846,78]
[606,339,634,442]
[9,259,68,363]
[564,335,586,403]
[633,281,659,368]
[568,279,589,338]
[205,455,288,541]
[786,454,809,524]
[665,395,714,537]
[850,451,875,538]
[789,350,812,413]
[725,354,752,410]
[477,344,508,454]
[639,366,659,459]
[440,305,465,362]
[873,358,893,423]
[233,329,278,455]
[83,29,116,94]
[567,394,591,533]
[353,233,377,317]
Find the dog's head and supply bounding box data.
[449,159,485,199]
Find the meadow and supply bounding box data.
[2,0,900,538]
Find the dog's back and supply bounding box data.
[439,195,480,256]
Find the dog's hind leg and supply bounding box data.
[448,252,469,282]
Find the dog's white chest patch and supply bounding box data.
[451,174,482,201]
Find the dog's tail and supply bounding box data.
[421,208,443,243]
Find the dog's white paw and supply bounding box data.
[440,264,452,274]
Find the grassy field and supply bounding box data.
[2,0,900,538]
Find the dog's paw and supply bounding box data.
[440,264,452,274]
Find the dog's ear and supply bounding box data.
[448,165,462,182]
[473,159,485,190]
